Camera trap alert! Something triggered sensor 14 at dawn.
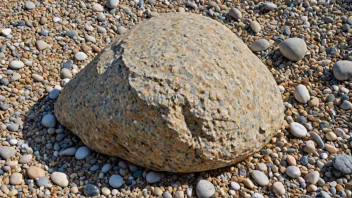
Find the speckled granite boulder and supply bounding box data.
[55,13,284,172]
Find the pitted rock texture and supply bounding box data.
[55,13,284,172]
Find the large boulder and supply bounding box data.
[55,13,284,172]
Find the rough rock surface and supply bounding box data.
[55,13,284,172]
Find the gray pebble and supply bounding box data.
[0,146,16,160]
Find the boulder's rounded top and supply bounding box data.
[55,13,284,172]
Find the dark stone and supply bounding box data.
[295,116,307,124]
[325,94,335,103]
[300,156,308,165]
[84,184,100,197]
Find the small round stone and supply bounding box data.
[294,84,310,104]
[196,180,215,198]
[290,122,307,138]
[101,187,111,195]
[66,30,78,38]
[41,114,57,128]
[117,26,127,34]
[231,182,240,190]
[84,184,100,197]
[75,146,91,160]
[250,39,270,52]
[75,52,87,61]
[251,170,269,186]
[109,175,124,188]
[279,38,307,61]
[51,172,69,187]
[286,166,301,178]
[7,123,19,132]
[25,1,35,10]
[10,172,23,185]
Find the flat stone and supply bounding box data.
[250,21,261,33]
[10,173,23,185]
[106,0,119,8]
[41,114,57,128]
[35,40,48,51]
[279,38,307,61]
[75,146,91,160]
[333,61,352,81]
[251,39,270,52]
[231,182,240,190]
[55,13,284,172]
[9,61,24,70]
[228,8,242,20]
[1,28,11,36]
[75,52,87,61]
[146,171,161,183]
[84,184,100,197]
[294,84,310,103]
[27,166,45,179]
[251,170,269,186]
[0,146,16,160]
[51,172,69,187]
[303,140,315,153]
[333,154,352,174]
[66,30,78,38]
[36,176,49,187]
[7,123,19,132]
[101,187,111,196]
[32,74,44,82]
[59,147,76,156]
[264,2,277,11]
[196,180,215,198]
[340,100,352,110]
[304,171,319,184]
[290,122,307,138]
[286,166,301,178]
[311,132,325,148]
[109,175,124,188]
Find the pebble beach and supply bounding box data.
[0,0,352,197]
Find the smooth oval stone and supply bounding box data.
[196,180,215,198]
[41,114,57,128]
[286,166,301,178]
[75,146,91,160]
[75,52,87,61]
[9,61,25,69]
[279,38,307,61]
[290,122,307,138]
[51,172,68,187]
[84,184,100,197]
[0,146,16,160]
[250,21,261,33]
[109,175,124,188]
[228,8,242,20]
[294,84,310,103]
[106,0,119,8]
[146,171,161,183]
[251,39,270,52]
[36,176,49,187]
[251,170,269,186]
[272,182,285,195]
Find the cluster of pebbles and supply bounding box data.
[0,0,351,197]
